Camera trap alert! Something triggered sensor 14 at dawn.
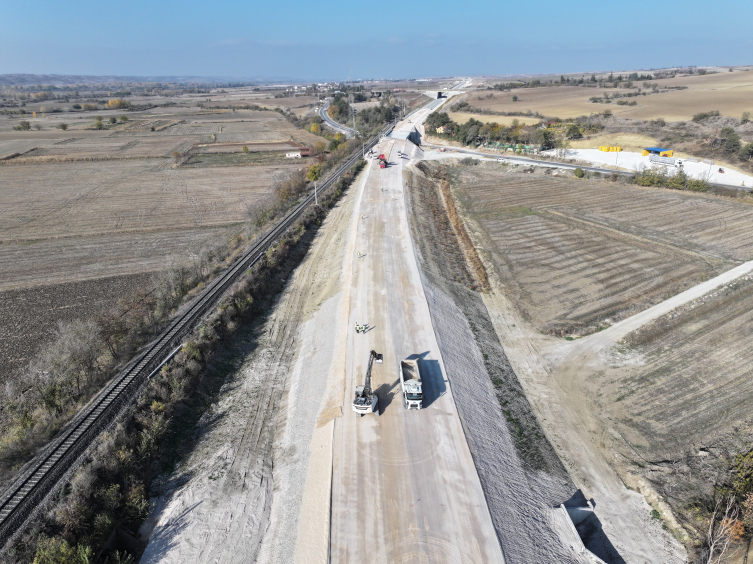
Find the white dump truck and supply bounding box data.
[399,359,424,410]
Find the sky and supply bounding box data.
[1,0,752,81]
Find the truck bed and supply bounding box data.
[401,360,420,382]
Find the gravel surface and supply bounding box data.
[139,170,362,564]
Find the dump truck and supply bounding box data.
[399,359,423,410]
[378,154,387,169]
[352,350,383,417]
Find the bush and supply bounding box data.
[459,157,478,166]
[14,120,31,131]
[692,110,720,122]
[566,124,582,139]
[739,142,753,161]
[32,537,93,564]
[57,123,68,130]
[633,167,709,192]
[109,116,117,124]
[573,167,585,178]
[72,104,81,110]
[720,127,742,155]
[512,95,518,102]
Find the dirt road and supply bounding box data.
[328,142,505,563]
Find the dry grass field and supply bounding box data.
[466,68,753,121]
[446,112,541,126]
[450,163,753,336]
[0,159,279,241]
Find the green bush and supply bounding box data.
[739,142,753,161]
[692,110,720,122]
[566,124,582,139]
[633,167,708,192]
[32,537,93,564]
[573,167,585,178]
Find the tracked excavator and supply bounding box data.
[352,350,383,417]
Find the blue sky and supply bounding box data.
[1,0,751,80]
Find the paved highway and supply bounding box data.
[319,100,359,139]
[329,139,504,563]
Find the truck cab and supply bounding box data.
[399,359,424,410]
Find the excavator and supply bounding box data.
[352,350,383,417]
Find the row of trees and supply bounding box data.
[426,111,556,149]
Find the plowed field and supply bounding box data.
[451,164,753,335]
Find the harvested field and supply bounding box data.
[182,151,296,167]
[467,69,753,121]
[0,159,283,241]
[449,163,753,336]
[447,112,542,126]
[0,101,317,389]
[0,272,154,384]
[0,226,233,291]
[612,273,753,455]
[195,142,301,154]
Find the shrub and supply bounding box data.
[633,167,709,192]
[109,116,117,124]
[739,142,753,161]
[72,103,81,110]
[566,124,582,139]
[242,145,249,154]
[720,128,742,155]
[459,157,478,166]
[57,123,68,131]
[119,115,128,122]
[32,537,93,564]
[14,120,31,131]
[573,167,585,178]
[512,95,518,102]
[692,110,720,122]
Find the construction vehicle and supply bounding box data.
[378,154,387,169]
[399,359,423,410]
[352,350,383,417]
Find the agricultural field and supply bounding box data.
[463,67,753,121]
[608,273,753,457]
[0,97,322,386]
[448,162,753,336]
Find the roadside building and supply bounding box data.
[286,151,302,158]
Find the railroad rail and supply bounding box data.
[0,122,391,549]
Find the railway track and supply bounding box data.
[0,123,391,549]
